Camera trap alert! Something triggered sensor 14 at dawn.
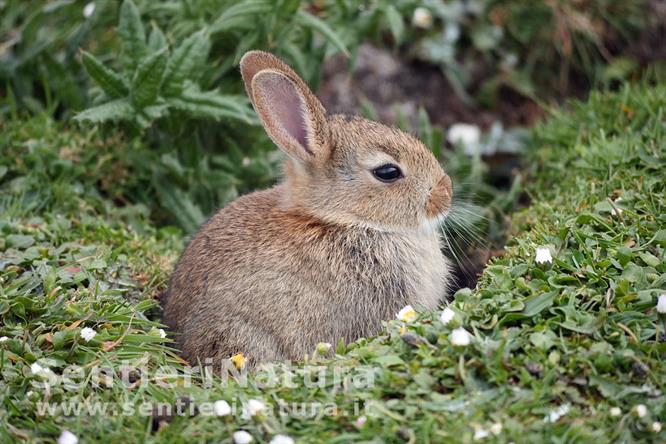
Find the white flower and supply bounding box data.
[30,362,55,380]
[609,407,622,417]
[355,415,367,427]
[440,307,455,325]
[635,404,647,418]
[450,328,472,346]
[58,431,78,444]
[610,196,624,216]
[241,399,266,419]
[444,23,461,42]
[158,329,167,338]
[269,435,294,444]
[0,336,8,342]
[473,428,489,440]
[545,404,570,423]
[80,327,97,342]
[83,2,96,18]
[447,123,481,154]
[535,247,553,264]
[657,294,666,314]
[489,422,502,435]
[652,422,662,433]
[214,400,231,416]
[412,7,433,29]
[397,305,416,323]
[233,431,253,444]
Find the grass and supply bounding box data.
[1,81,665,443]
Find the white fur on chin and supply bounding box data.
[420,210,449,233]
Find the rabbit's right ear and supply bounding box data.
[240,51,329,164]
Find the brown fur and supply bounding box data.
[163,51,454,366]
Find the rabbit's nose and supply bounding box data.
[426,174,453,218]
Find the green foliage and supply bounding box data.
[1,81,664,442]
[1,0,652,114]
[1,0,663,440]
[2,0,652,233]
[0,0,118,117]
[75,2,254,130]
[359,0,650,104]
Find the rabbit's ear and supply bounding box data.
[240,51,328,162]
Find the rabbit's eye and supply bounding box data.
[372,164,403,183]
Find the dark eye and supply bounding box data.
[372,164,403,183]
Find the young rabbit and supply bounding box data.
[163,50,453,366]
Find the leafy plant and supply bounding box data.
[75,1,256,130]
[0,0,118,118]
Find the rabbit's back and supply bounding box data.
[164,185,449,365]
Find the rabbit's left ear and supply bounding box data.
[240,51,329,163]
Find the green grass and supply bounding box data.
[1,82,665,443]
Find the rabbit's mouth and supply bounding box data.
[425,174,453,219]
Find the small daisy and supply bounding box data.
[611,196,624,211]
[535,247,553,264]
[440,307,455,326]
[355,415,367,428]
[397,305,416,323]
[450,328,472,346]
[0,336,8,342]
[233,430,253,444]
[58,431,78,444]
[609,407,622,417]
[80,327,97,342]
[635,404,647,418]
[269,435,294,444]
[473,428,489,440]
[545,404,570,423]
[489,422,502,435]
[214,400,231,416]
[157,329,167,339]
[652,422,662,433]
[447,123,481,154]
[657,294,666,314]
[241,399,266,419]
[82,2,95,18]
[31,362,46,375]
[412,7,433,29]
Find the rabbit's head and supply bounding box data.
[241,51,452,232]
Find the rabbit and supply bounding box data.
[163,50,454,367]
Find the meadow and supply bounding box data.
[1,1,664,442]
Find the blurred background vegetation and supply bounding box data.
[1,0,664,286]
